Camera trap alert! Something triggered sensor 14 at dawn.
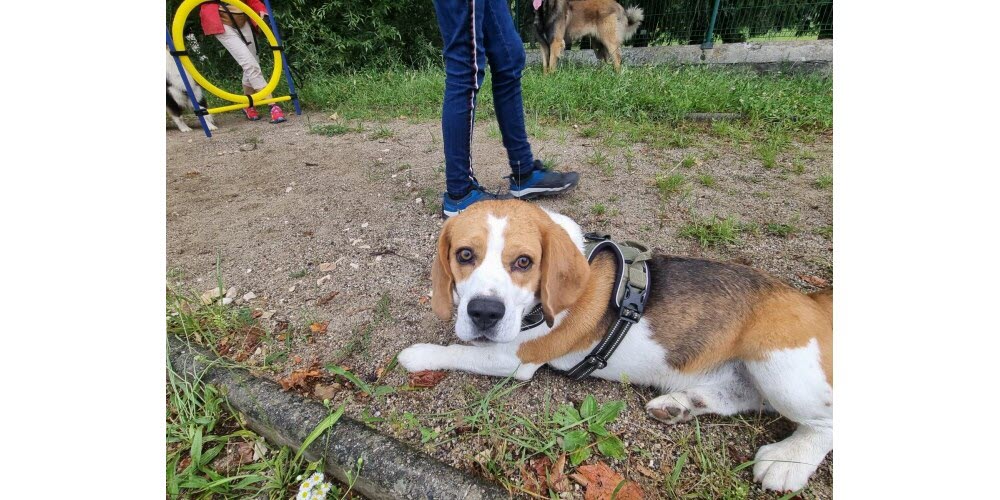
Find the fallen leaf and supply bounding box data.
[210,441,255,473]
[635,464,659,480]
[313,383,339,400]
[310,321,329,334]
[417,295,430,305]
[798,274,829,288]
[408,370,447,388]
[316,290,340,306]
[293,355,303,364]
[279,367,324,391]
[570,462,643,500]
[538,453,571,493]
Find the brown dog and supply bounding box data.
[534,0,644,73]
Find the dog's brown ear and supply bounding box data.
[430,218,455,320]
[540,221,590,326]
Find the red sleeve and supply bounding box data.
[246,0,268,14]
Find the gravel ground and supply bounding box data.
[167,110,833,499]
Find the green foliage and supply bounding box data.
[554,395,627,465]
[679,216,743,248]
[167,0,441,82]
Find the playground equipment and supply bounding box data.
[167,0,301,137]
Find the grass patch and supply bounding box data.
[309,123,364,136]
[418,187,442,215]
[697,174,716,188]
[299,66,832,131]
[765,222,798,238]
[679,216,743,248]
[814,173,833,189]
[400,377,628,495]
[289,268,307,279]
[655,173,687,200]
[681,155,697,168]
[590,203,607,216]
[815,225,833,240]
[586,150,614,176]
[369,126,395,140]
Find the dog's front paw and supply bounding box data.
[397,343,445,373]
[752,438,823,492]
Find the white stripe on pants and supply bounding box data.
[215,23,266,91]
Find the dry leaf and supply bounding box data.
[570,462,644,500]
[316,290,340,306]
[210,441,255,473]
[798,274,829,288]
[635,464,659,480]
[279,367,324,391]
[408,370,447,388]
[417,295,430,305]
[293,355,303,364]
[310,321,329,334]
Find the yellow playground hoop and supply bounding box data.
[171,0,286,112]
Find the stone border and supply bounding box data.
[526,40,832,74]
[168,336,508,500]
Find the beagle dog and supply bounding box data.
[398,200,832,493]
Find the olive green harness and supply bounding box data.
[519,232,652,380]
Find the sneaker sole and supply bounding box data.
[510,182,578,200]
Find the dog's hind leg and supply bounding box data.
[745,339,833,492]
[539,42,551,74]
[646,363,764,424]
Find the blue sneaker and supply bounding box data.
[441,182,511,218]
[508,160,580,199]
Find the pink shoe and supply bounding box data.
[244,107,261,121]
[270,104,286,124]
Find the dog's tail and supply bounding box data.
[623,7,644,40]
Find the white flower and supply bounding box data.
[299,479,313,491]
[297,490,310,500]
[309,472,324,483]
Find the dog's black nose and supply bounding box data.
[467,297,505,331]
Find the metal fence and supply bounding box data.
[513,0,832,49]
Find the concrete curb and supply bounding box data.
[168,336,508,500]
[526,40,832,74]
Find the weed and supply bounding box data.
[679,216,743,248]
[815,173,833,189]
[587,150,614,176]
[309,123,363,136]
[579,125,601,138]
[815,225,833,240]
[591,203,607,216]
[289,268,307,279]
[369,126,395,140]
[765,222,798,238]
[681,156,697,168]
[697,174,716,188]
[656,173,687,200]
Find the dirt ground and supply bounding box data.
[166,110,833,498]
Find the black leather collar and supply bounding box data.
[520,304,546,331]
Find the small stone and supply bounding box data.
[314,384,338,400]
[319,262,336,272]
[239,143,255,152]
[222,297,234,306]
[288,285,296,293]
[350,263,360,270]
[243,292,257,301]
[285,186,293,193]
[361,222,369,228]
[225,287,238,299]
[260,310,276,319]
[375,255,382,262]
[317,274,332,286]
[415,198,423,205]
[246,268,252,274]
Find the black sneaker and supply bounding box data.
[441,181,512,218]
[508,160,580,199]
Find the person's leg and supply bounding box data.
[215,24,267,120]
[238,22,286,123]
[481,0,533,177]
[482,0,579,199]
[434,0,487,198]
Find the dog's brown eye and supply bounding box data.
[513,255,532,271]
[456,248,475,264]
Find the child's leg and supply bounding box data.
[482,0,534,178]
[434,0,487,197]
[216,25,268,98]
